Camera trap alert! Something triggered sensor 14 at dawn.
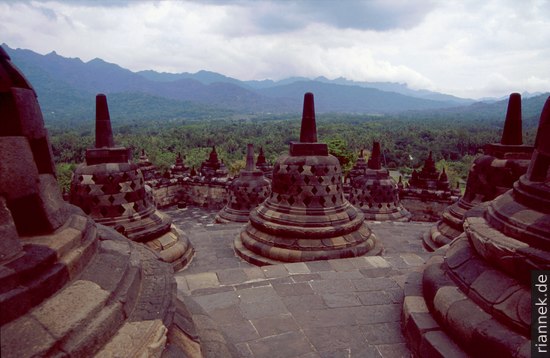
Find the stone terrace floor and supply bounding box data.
[165,206,435,358]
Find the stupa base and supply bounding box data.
[403,236,531,358]
[215,207,250,224]
[145,225,194,271]
[234,223,382,266]
[362,207,411,222]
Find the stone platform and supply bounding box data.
[165,205,433,357]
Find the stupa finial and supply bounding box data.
[527,96,550,182]
[245,144,255,171]
[299,92,317,143]
[95,94,114,148]
[501,93,522,145]
[368,141,382,170]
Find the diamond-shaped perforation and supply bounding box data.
[319,197,326,207]
[297,165,304,173]
[317,176,323,184]
[325,186,331,194]
[288,196,295,205]
[304,176,310,185]
[311,187,318,195]
[331,195,337,204]
[303,196,312,207]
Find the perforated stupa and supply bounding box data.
[234,93,380,265]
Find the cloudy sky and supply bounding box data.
[1,0,549,98]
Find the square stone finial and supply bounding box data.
[290,92,328,156]
[95,94,115,149]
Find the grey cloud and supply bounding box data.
[192,0,438,33]
[0,0,133,7]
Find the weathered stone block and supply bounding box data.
[0,316,57,357]
[31,279,110,339]
[419,331,468,358]
[0,136,38,201]
[10,87,46,139]
[0,197,22,262]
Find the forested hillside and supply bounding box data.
[4,44,547,191]
[49,94,546,192]
[4,44,475,118]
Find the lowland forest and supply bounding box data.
[4,44,547,191]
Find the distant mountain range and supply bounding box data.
[2,43,547,122]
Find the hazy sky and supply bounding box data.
[1,0,549,98]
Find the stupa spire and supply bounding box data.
[299,92,317,143]
[245,144,255,171]
[439,167,448,182]
[257,147,266,165]
[527,96,550,182]
[367,141,382,170]
[500,93,522,145]
[95,94,114,148]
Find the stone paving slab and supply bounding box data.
[164,205,434,357]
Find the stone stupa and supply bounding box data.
[349,141,411,221]
[348,148,368,182]
[200,146,229,179]
[137,149,158,180]
[234,92,380,265]
[69,94,194,270]
[408,151,442,190]
[403,95,550,357]
[424,93,533,250]
[170,152,188,177]
[0,47,226,357]
[216,144,271,223]
[255,146,274,179]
